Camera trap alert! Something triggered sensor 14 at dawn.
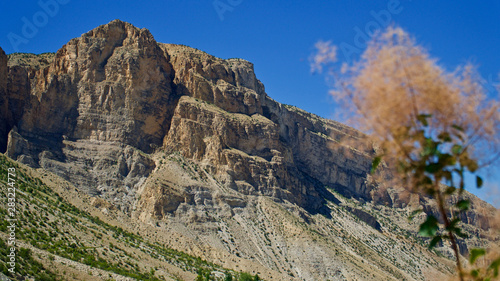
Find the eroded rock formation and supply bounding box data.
[1,20,497,280]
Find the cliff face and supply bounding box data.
[5,21,177,207]
[14,20,175,151]
[160,43,374,212]
[0,47,31,153]
[4,20,373,213]
[0,47,8,152]
[1,20,497,280]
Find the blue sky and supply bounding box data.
[1,0,499,206]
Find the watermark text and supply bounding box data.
[7,0,70,52]
[213,0,243,21]
[339,0,406,63]
[5,167,17,273]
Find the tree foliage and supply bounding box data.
[312,26,500,281]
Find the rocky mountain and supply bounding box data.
[0,20,498,280]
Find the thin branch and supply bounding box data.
[435,185,464,281]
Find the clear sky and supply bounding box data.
[1,0,499,206]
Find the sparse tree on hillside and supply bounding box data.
[311,26,500,281]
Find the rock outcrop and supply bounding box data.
[5,21,176,208]
[1,20,497,280]
[160,42,374,213]
[3,20,374,213]
[0,47,8,152]
[0,47,31,153]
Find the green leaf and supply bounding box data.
[448,218,461,229]
[445,186,456,195]
[470,269,479,277]
[452,124,464,132]
[451,144,462,155]
[476,176,483,188]
[422,138,437,156]
[454,227,468,238]
[420,176,433,186]
[489,257,500,277]
[419,216,439,237]
[417,176,434,192]
[467,160,479,173]
[371,156,382,174]
[424,186,437,196]
[456,200,470,211]
[425,163,441,174]
[443,171,453,182]
[438,153,455,166]
[437,132,452,142]
[428,235,442,249]
[417,114,432,127]
[469,248,486,264]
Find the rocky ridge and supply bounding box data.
[0,20,498,280]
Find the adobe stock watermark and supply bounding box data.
[339,0,407,64]
[5,167,17,274]
[483,74,500,94]
[7,0,70,52]
[213,0,243,21]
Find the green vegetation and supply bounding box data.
[239,272,260,281]
[0,241,58,281]
[194,271,260,281]
[0,154,255,280]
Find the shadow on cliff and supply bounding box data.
[297,169,342,219]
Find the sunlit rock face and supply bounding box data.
[3,20,375,213]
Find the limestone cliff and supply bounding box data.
[3,20,373,213]
[1,20,497,280]
[0,47,8,152]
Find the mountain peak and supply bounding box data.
[83,19,152,39]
